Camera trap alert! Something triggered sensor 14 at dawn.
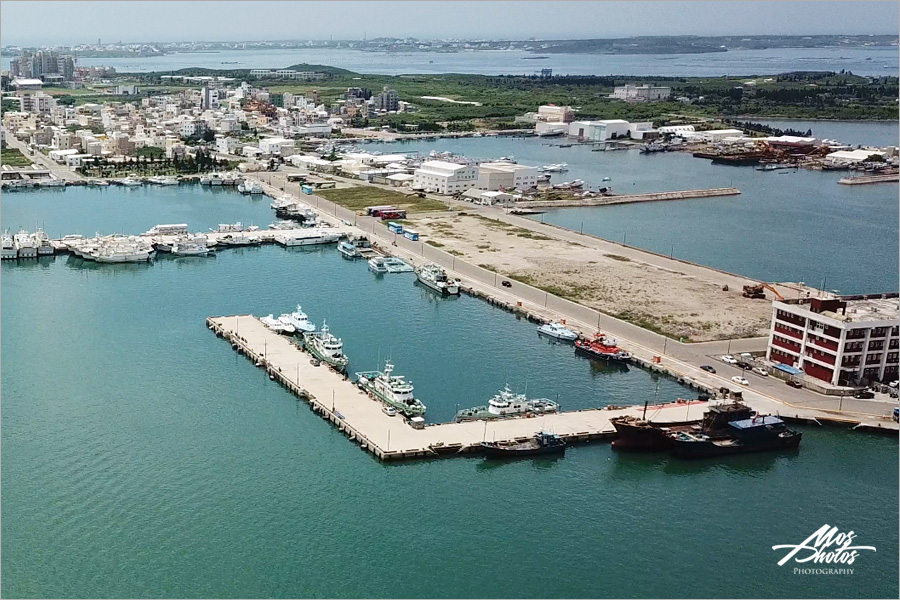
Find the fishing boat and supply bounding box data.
[33,229,54,255]
[611,400,752,452]
[1,230,18,260]
[355,361,426,417]
[118,176,143,186]
[368,256,388,274]
[171,241,213,256]
[217,233,258,246]
[481,431,566,458]
[91,243,154,263]
[237,181,264,194]
[668,415,802,459]
[575,333,632,362]
[38,178,66,187]
[539,163,569,173]
[455,385,559,422]
[416,263,460,295]
[282,305,316,333]
[260,314,296,335]
[145,224,190,236]
[274,230,342,247]
[13,229,38,259]
[337,241,362,259]
[537,322,578,341]
[303,321,349,371]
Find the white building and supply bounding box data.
[658,125,696,136]
[258,137,296,156]
[412,160,478,195]
[569,120,632,141]
[766,295,899,386]
[476,162,538,191]
[536,104,573,123]
[611,84,671,102]
[825,149,888,166]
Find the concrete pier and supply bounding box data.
[515,187,741,208]
[838,173,899,185]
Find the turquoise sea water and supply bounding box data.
[361,127,899,294]
[1,186,897,598]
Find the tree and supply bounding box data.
[202,129,216,143]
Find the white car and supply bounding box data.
[382,406,397,417]
[722,355,738,364]
[731,376,750,386]
[889,380,899,389]
[752,367,769,377]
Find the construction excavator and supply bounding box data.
[742,283,784,301]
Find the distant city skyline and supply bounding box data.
[1,1,898,47]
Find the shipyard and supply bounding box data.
[2,3,898,598]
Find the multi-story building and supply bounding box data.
[476,162,538,191]
[412,160,477,195]
[611,84,671,102]
[536,104,573,123]
[766,295,899,386]
[200,87,221,110]
[372,86,399,112]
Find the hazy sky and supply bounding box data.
[1,1,898,46]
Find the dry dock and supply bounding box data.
[515,187,741,208]
[208,314,718,461]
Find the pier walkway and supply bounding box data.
[515,187,741,208]
[838,173,899,185]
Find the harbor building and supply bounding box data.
[766,295,900,386]
[476,162,539,191]
[412,160,478,195]
[610,84,671,102]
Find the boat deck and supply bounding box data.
[208,314,715,461]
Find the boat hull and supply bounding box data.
[303,337,349,372]
[416,275,460,296]
[670,432,802,459]
[575,344,630,363]
[611,419,700,451]
[481,442,566,458]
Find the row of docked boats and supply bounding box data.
[199,172,242,186]
[0,178,66,191]
[2,228,55,259]
[60,234,156,263]
[611,400,802,459]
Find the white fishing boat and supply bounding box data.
[261,314,295,335]
[34,228,54,255]
[38,178,66,187]
[368,256,388,273]
[337,241,362,259]
[91,244,154,263]
[216,222,244,233]
[416,263,460,295]
[282,305,316,333]
[13,229,37,258]
[539,163,569,173]
[537,322,578,341]
[118,176,143,187]
[171,241,213,256]
[302,320,349,371]
[355,361,426,417]
[1,230,18,260]
[455,385,560,422]
[217,233,257,246]
[238,181,264,194]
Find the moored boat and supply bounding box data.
[481,431,566,458]
[668,415,802,459]
[575,333,631,362]
[355,361,426,417]
[261,314,296,335]
[455,385,559,422]
[368,256,388,273]
[537,322,578,341]
[611,400,753,452]
[282,305,316,333]
[416,263,460,295]
[337,241,362,259]
[1,230,18,260]
[303,321,349,371]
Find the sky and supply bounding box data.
[1,1,898,46]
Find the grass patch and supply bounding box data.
[319,186,447,213]
[1,148,32,167]
[447,249,464,257]
[605,254,631,262]
[475,244,492,250]
[425,240,445,248]
[516,232,552,240]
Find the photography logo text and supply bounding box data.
[772,524,876,575]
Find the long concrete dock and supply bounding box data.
[208,314,726,461]
[515,187,741,208]
[838,173,899,185]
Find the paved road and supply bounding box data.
[4,136,83,181]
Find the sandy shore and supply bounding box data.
[408,212,781,342]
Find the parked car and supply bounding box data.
[889,380,899,389]
[854,391,875,399]
[721,355,738,365]
[501,280,512,288]
[737,361,753,370]
[700,365,716,373]
[382,406,398,417]
[786,380,803,388]
[731,376,750,386]
[752,367,769,377]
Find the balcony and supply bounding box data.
[806,351,836,366]
[808,335,838,352]
[774,324,803,340]
[772,337,801,354]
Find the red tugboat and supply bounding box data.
[575,333,632,363]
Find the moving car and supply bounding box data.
[700,365,716,373]
[731,376,750,386]
[786,380,803,388]
[854,391,875,399]
[721,355,738,365]
[501,280,512,288]
[752,367,769,377]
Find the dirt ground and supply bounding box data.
[409,213,775,342]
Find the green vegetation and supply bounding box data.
[605,254,631,262]
[1,98,21,113]
[76,150,235,178]
[319,186,447,213]
[133,146,165,159]
[425,240,445,248]
[1,148,33,166]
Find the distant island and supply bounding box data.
[2,34,897,59]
